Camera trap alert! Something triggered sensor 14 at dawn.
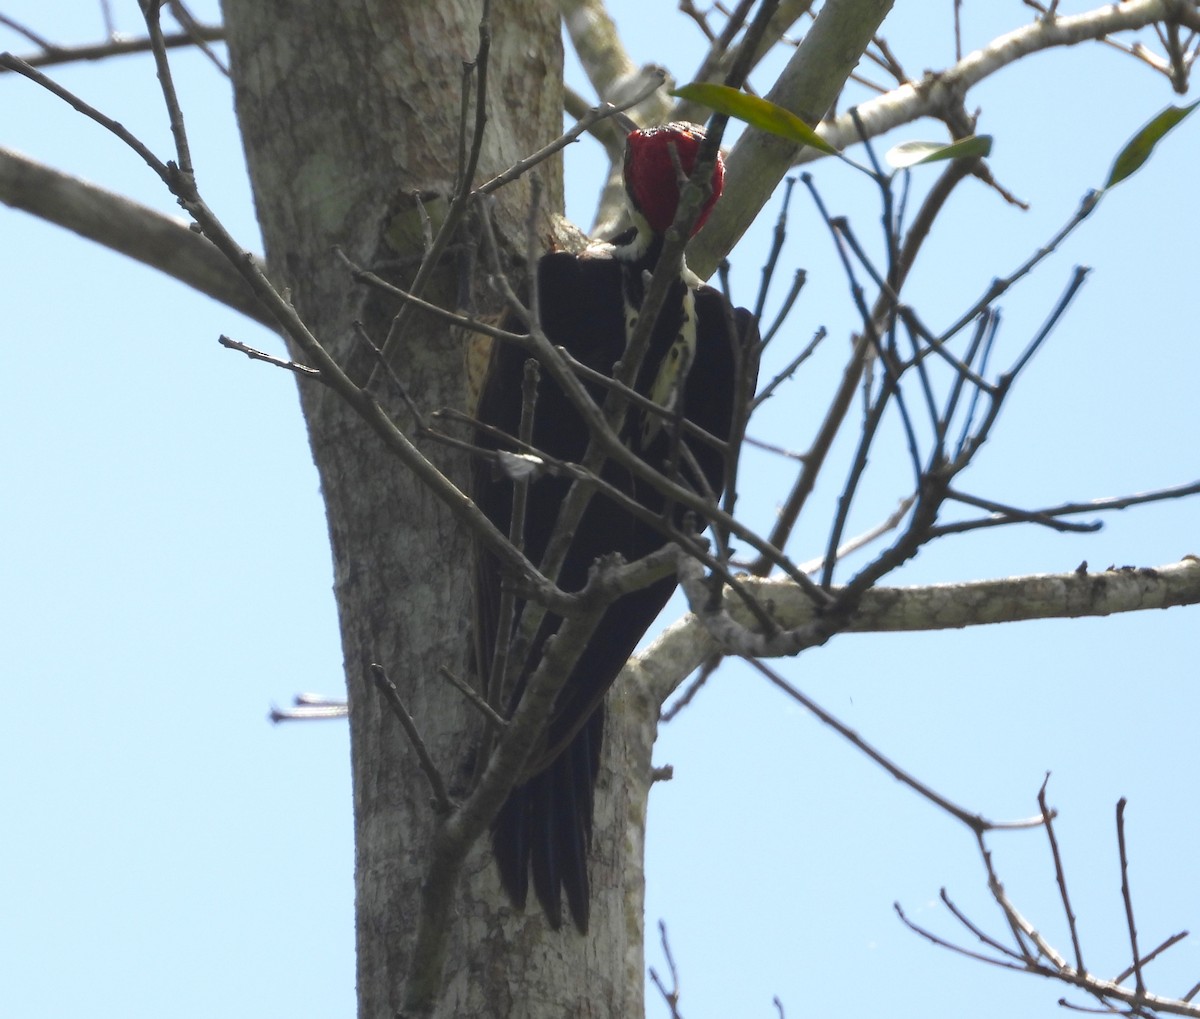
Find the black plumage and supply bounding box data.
[474,124,756,932]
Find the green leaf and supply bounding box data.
[885,135,993,169]
[1105,100,1199,189]
[670,82,840,155]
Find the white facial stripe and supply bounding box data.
[642,286,698,444]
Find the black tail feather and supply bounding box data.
[491,772,531,912]
[491,706,604,933]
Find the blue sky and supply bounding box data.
[3,3,1198,1017]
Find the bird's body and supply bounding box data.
[474,123,756,931]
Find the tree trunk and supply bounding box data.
[220,0,649,1014]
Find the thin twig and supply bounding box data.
[659,654,722,723]
[758,268,808,348]
[938,887,1027,962]
[139,0,193,174]
[1113,931,1191,986]
[745,657,1048,834]
[930,480,1200,538]
[751,325,825,411]
[795,496,914,575]
[1039,776,1086,976]
[269,695,349,723]
[895,901,1030,971]
[1117,798,1146,999]
[748,166,796,324]
[0,53,170,176]
[370,664,453,815]
[165,0,228,74]
[218,335,320,377]
[649,920,685,1019]
[944,488,1101,534]
[0,26,226,73]
[475,70,667,196]
[938,191,1101,349]
[351,321,428,425]
[0,13,58,50]
[436,667,508,730]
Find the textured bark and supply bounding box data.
[221,0,646,1015]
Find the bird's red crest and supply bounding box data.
[623,122,725,236]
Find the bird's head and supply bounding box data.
[622,122,725,238]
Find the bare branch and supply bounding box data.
[436,667,508,731]
[269,694,348,723]
[636,558,1200,706]
[560,0,672,126]
[218,335,318,376]
[0,52,170,176]
[1040,778,1087,975]
[0,26,224,72]
[649,920,686,1019]
[811,0,1200,166]
[137,0,194,174]
[475,69,667,196]
[744,657,1047,833]
[0,147,274,326]
[1117,798,1148,999]
[0,13,57,50]
[906,784,1200,1018]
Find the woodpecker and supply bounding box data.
[475,122,756,932]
